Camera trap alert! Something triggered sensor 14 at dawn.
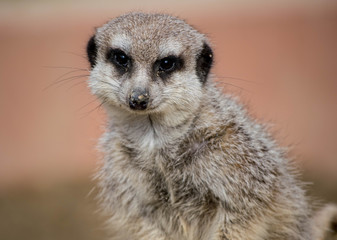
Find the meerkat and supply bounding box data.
[86,12,337,240]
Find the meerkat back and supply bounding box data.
[86,12,337,240]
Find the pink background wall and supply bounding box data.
[0,0,336,191]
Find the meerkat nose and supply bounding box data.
[129,88,149,110]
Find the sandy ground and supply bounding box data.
[0,180,106,240]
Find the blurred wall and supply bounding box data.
[0,0,337,192]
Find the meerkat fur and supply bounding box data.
[86,12,337,240]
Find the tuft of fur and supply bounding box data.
[87,12,335,240]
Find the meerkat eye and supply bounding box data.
[159,56,177,72]
[107,49,130,69]
[155,55,183,80]
[113,51,129,67]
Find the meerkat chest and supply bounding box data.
[106,131,225,239]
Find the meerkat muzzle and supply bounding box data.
[129,88,149,110]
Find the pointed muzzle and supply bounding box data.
[129,88,149,110]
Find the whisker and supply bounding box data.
[99,80,116,88]
[60,51,88,61]
[76,98,100,112]
[54,69,87,82]
[215,75,258,84]
[44,74,90,91]
[66,80,88,91]
[215,81,252,93]
[78,99,106,119]
[42,65,88,71]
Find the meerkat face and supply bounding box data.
[87,13,213,116]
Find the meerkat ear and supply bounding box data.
[196,43,213,83]
[87,35,97,69]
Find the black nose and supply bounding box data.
[129,89,149,110]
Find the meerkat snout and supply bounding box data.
[129,88,149,110]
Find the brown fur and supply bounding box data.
[87,12,337,240]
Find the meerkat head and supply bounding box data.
[87,13,213,117]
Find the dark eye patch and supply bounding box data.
[106,48,132,74]
[87,35,97,69]
[196,43,213,84]
[155,55,184,80]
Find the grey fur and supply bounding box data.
[87,12,336,240]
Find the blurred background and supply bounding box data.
[0,0,337,239]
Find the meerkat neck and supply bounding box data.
[106,105,200,152]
